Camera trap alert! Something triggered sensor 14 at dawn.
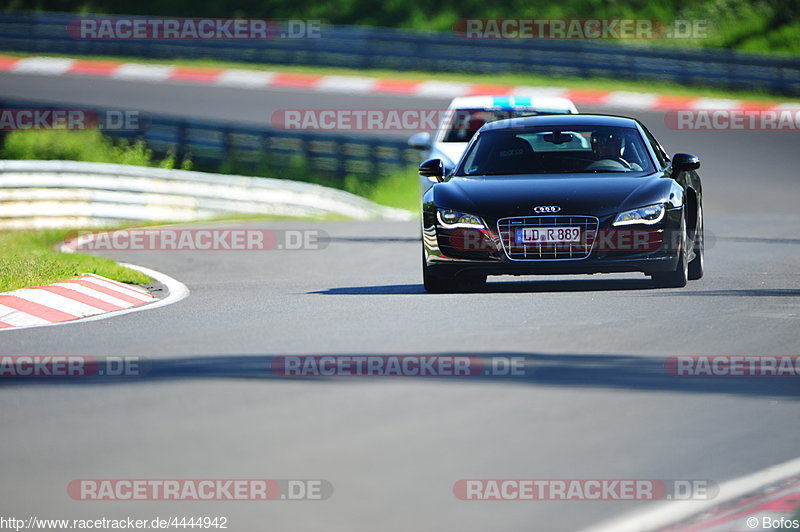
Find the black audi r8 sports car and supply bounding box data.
[420,114,704,292]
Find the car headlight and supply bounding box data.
[613,203,666,226]
[436,209,486,229]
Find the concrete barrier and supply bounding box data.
[0,160,413,229]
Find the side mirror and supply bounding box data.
[408,131,432,150]
[419,158,444,183]
[672,153,700,172]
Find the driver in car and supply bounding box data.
[588,131,643,171]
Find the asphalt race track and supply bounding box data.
[1,71,799,531]
[1,71,799,213]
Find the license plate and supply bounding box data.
[516,227,581,243]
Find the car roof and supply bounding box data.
[478,113,640,132]
[448,95,578,113]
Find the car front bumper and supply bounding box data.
[423,208,684,278]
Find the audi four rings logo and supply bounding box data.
[534,206,561,213]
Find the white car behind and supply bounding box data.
[408,95,579,192]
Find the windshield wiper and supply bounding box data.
[585,169,630,173]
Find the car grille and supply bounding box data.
[497,215,599,260]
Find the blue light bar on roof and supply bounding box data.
[491,96,533,108]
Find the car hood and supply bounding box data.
[432,173,671,219]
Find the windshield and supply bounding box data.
[441,109,567,143]
[455,125,656,176]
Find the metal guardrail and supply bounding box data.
[1,11,799,95]
[0,99,421,180]
[0,160,412,229]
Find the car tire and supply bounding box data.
[688,205,704,280]
[422,251,457,293]
[458,274,487,292]
[651,223,689,288]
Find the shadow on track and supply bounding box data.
[3,352,798,399]
[310,277,655,295]
[717,236,800,245]
[642,289,800,297]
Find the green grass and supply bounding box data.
[344,167,420,212]
[2,50,797,103]
[18,0,800,55]
[0,229,152,292]
[678,0,800,55]
[2,128,190,168]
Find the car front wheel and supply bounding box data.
[651,223,689,288]
[422,251,457,293]
[688,204,704,280]
[422,251,486,293]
